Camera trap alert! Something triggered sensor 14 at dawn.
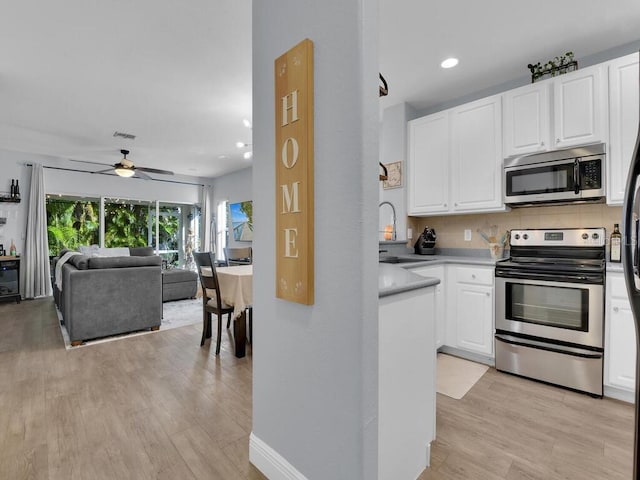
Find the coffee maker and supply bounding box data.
[414,227,436,255]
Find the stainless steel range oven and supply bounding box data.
[495,228,606,397]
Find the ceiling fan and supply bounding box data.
[70,150,174,180]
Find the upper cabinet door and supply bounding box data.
[503,82,551,157]
[407,112,450,215]
[450,95,504,212]
[607,52,639,205]
[553,64,608,149]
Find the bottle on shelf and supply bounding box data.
[14,180,20,201]
[10,179,15,199]
[610,223,622,263]
[9,239,16,257]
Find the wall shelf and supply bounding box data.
[0,196,20,203]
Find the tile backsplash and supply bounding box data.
[408,204,623,251]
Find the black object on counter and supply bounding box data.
[414,227,437,255]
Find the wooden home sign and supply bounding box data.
[275,38,314,305]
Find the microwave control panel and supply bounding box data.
[579,159,602,189]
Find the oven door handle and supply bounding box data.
[495,333,603,359]
[495,269,603,284]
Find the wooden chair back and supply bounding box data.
[193,251,223,310]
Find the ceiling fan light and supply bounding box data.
[115,167,135,178]
[440,57,459,69]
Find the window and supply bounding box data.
[46,195,201,269]
[216,201,228,261]
[104,198,154,248]
[46,195,100,256]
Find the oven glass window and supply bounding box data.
[506,283,588,331]
[507,163,574,196]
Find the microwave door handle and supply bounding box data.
[574,159,580,194]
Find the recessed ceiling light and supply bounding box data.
[242,118,252,128]
[440,57,459,69]
[243,151,253,160]
[236,141,246,148]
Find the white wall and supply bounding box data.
[378,102,416,243]
[0,151,33,255]
[211,166,252,249]
[251,1,379,479]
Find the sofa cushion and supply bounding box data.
[129,246,155,257]
[162,268,198,284]
[79,246,130,257]
[67,254,89,270]
[88,256,162,269]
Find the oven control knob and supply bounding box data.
[592,233,599,240]
[523,234,529,240]
[582,233,589,240]
[514,234,520,240]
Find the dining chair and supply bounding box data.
[224,246,252,266]
[193,251,234,354]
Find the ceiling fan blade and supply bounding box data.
[134,170,152,180]
[69,158,114,167]
[136,166,174,175]
[92,168,116,174]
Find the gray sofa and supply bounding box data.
[53,247,162,345]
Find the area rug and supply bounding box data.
[436,353,489,399]
[57,298,202,349]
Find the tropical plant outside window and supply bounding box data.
[46,196,100,254]
[104,198,153,248]
[46,196,201,270]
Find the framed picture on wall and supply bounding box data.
[229,201,254,241]
[382,161,402,189]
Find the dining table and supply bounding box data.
[203,264,253,358]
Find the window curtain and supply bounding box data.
[21,163,52,298]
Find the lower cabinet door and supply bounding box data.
[454,283,494,356]
[606,297,637,391]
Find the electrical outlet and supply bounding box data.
[464,229,472,241]
[407,227,413,239]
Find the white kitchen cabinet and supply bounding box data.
[451,266,494,357]
[407,97,506,216]
[605,272,636,398]
[407,112,449,215]
[411,265,446,348]
[607,52,639,205]
[450,95,504,213]
[553,64,608,149]
[503,82,551,157]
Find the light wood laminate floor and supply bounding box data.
[420,365,635,479]
[0,298,635,479]
[0,298,266,480]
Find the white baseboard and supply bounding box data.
[249,432,309,480]
[604,385,635,404]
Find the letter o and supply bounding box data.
[281,137,299,169]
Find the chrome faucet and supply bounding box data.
[378,201,396,241]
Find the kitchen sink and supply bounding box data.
[379,256,434,264]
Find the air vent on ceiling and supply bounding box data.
[113,131,136,140]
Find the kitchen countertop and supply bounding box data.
[379,254,500,298]
[378,263,439,298]
[379,253,499,269]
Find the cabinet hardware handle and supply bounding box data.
[613,306,619,313]
[486,292,490,297]
[556,138,560,144]
[444,203,447,207]
[541,141,545,146]
[471,274,476,279]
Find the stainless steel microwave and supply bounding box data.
[503,143,605,206]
